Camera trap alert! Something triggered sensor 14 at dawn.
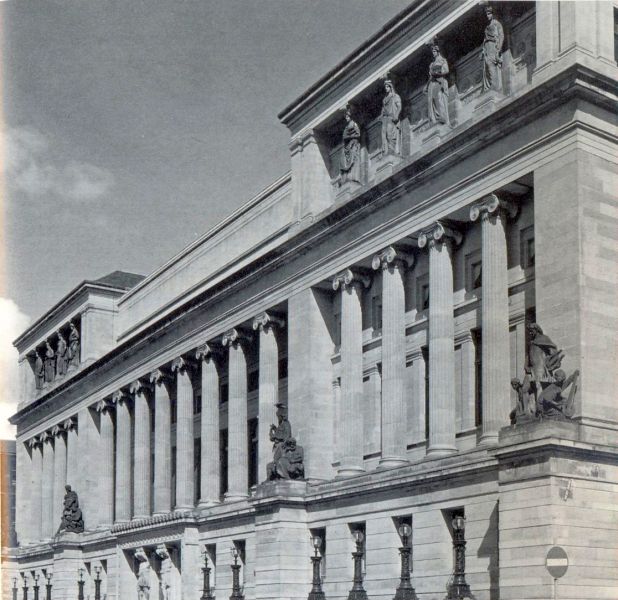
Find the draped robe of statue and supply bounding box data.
[68,325,80,368]
[482,17,504,92]
[427,53,450,125]
[34,353,44,389]
[44,344,55,383]
[381,87,402,155]
[59,485,84,533]
[340,117,361,184]
[56,335,68,376]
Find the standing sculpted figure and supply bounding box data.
[380,78,402,155]
[56,331,68,376]
[425,43,450,126]
[481,6,505,92]
[33,350,44,389]
[339,105,361,185]
[68,322,80,367]
[44,342,55,383]
[135,548,151,600]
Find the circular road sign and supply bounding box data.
[546,546,568,579]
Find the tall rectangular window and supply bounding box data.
[194,437,201,504]
[248,417,258,487]
[219,428,228,498]
[473,329,482,427]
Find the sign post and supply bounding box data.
[546,546,568,600]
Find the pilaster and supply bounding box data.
[151,368,173,514]
[113,389,132,522]
[40,432,55,539]
[95,399,115,526]
[51,424,67,534]
[28,438,43,541]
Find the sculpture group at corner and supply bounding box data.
[511,323,580,424]
[33,322,80,389]
[57,484,84,534]
[339,6,506,184]
[267,403,305,481]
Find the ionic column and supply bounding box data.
[418,221,462,457]
[171,357,196,510]
[253,312,285,483]
[95,400,114,526]
[333,268,370,476]
[41,433,55,539]
[372,247,414,468]
[151,369,172,514]
[471,194,517,445]
[130,379,152,519]
[196,344,221,506]
[65,418,79,491]
[51,425,67,533]
[222,328,251,501]
[28,439,43,541]
[113,389,132,522]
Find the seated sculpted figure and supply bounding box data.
[537,369,579,421]
[58,485,84,533]
[267,403,305,481]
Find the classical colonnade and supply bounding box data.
[21,193,515,542]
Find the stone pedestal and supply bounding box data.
[473,90,504,117]
[252,481,311,600]
[335,180,361,203]
[51,537,84,600]
[374,152,401,183]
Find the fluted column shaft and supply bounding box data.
[471,195,515,444]
[419,223,461,457]
[52,430,67,533]
[97,403,115,526]
[197,346,220,506]
[333,270,368,476]
[223,330,249,501]
[373,249,411,467]
[114,393,132,522]
[173,358,195,510]
[29,442,43,541]
[41,436,55,539]
[152,371,172,514]
[253,313,283,483]
[132,382,152,518]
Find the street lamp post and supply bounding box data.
[447,515,473,600]
[44,573,52,600]
[22,574,28,600]
[12,577,18,600]
[229,546,245,600]
[393,523,417,600]
[33,574,40,600]
[347,530,368,600]
[201,552,215,600]
[94,566,102,600]
[308,536,326,600]
[77,568,85,600]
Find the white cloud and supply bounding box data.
[0,298,31,439]
[4,126,114,201]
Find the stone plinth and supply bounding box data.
[374,152,401,183]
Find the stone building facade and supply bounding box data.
[7,2,618,599]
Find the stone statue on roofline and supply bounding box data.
[425,40,450,126]
[481,5,505,93]
[33,349,44,390]
[56,331,68,377]
[68,322,80,368]
[266,402,305,481]
[380,75,402,156]
[510,323,580,424]
[339,104,361,186]
[44,342,55,383]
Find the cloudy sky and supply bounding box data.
[0,0,411,435]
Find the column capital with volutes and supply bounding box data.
[417,220,463,250]
[469,193,518,222]
[252,311,285,333]
[332,268,371,292]
[171,355,197,376]
[150,368,172,387]
[195,343,221,363]
[129,377,153,397]
[111,388,130,405]
[63,417,77,432]
[51,423,65,438]
[222,328,252,348]
[371,246,415,272]
[94,398,113,414]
